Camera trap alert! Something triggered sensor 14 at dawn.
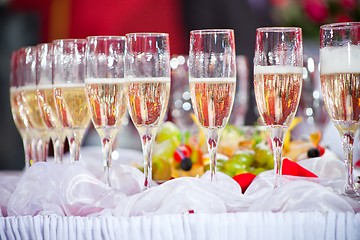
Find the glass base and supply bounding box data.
[342,190,360,201]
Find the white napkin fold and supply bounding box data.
[6,162,131,216]
[0,171,22,217]
[2,148,360,217]
[111,171,250,217]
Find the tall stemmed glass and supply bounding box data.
[85,36,127,185]
[36,43,66,163]
[254,27,303,188]
[125,33,171,189]
[53,39,90,162]
[320,22,360,199]
[18,46,50,162]
[9,50,33,168]
[189,29,237,181]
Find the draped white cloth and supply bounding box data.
[1,147,360,239]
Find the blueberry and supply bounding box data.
[307,148,320,158]
[180,157,193,171]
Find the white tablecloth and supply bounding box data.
[1,212,359,240]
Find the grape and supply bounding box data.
[307,148,320,158]
[156,121,181,143]
[221,153,254,177]
[254,143,273,168]
[222,160,248,176]
[180,157,192,171]
[216,158,226,169]
[251,167,266,175]
[229,152,254,166]
[265,157,274,170]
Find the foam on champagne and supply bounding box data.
[124,77,170,83]
[254,65,303,74]
[189,77,236,83]
[85,78,124,84]
[37,84,53,90]
[53,83,85,88]
[20,85,53,91]
[320,45,360,74]
[20,85,37,91]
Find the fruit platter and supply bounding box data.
[149,117,327,182]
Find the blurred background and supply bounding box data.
[0,0,359,170]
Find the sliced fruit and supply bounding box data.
[156,121,181,143]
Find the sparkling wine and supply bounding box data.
[320,45,360,132]
[189,77,236,128]
[37,85,62,130]
[321,73,360,132]
[320,46,360,133]
[125,78,170,130]
[21,86,47,131]
[10,87,28,134]
[54,84,90,129]
[254,66,303,127]
[86,78,127,139]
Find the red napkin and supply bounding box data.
[233,158,317,193]
[282,158,318,178]
[233,173,256,194]
[355,160,360,168]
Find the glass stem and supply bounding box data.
[205,128,221,182]
[102,137,113,186]
[141,134,154,190]
[37,138,49,162]
[269,127,286,188]
[22,136,31,169]
[69,138,81,162]
[53,136,65,164]
[31,138,38,164]
[342,132,356,195]
[68,130,86,162]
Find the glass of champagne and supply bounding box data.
[254,27,303,188]
[125,33,171,189]
[320,22,360,199]
[188,29,237,181]
[85,36,127,185]
[9,50,33,168]
[36,43,66,163]
[18,46,50,163]
[53,39,90,162]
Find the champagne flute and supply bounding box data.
[188,29,237,181]
[53,39,90,162]
[125,33,171,189]
[18,46,50,163]
[320,22,360,199]
[85,36,127,185]
[9,50,33,168]
[254,27,303,188]
[36,43,66,163]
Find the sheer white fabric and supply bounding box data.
[1,147,360,239]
